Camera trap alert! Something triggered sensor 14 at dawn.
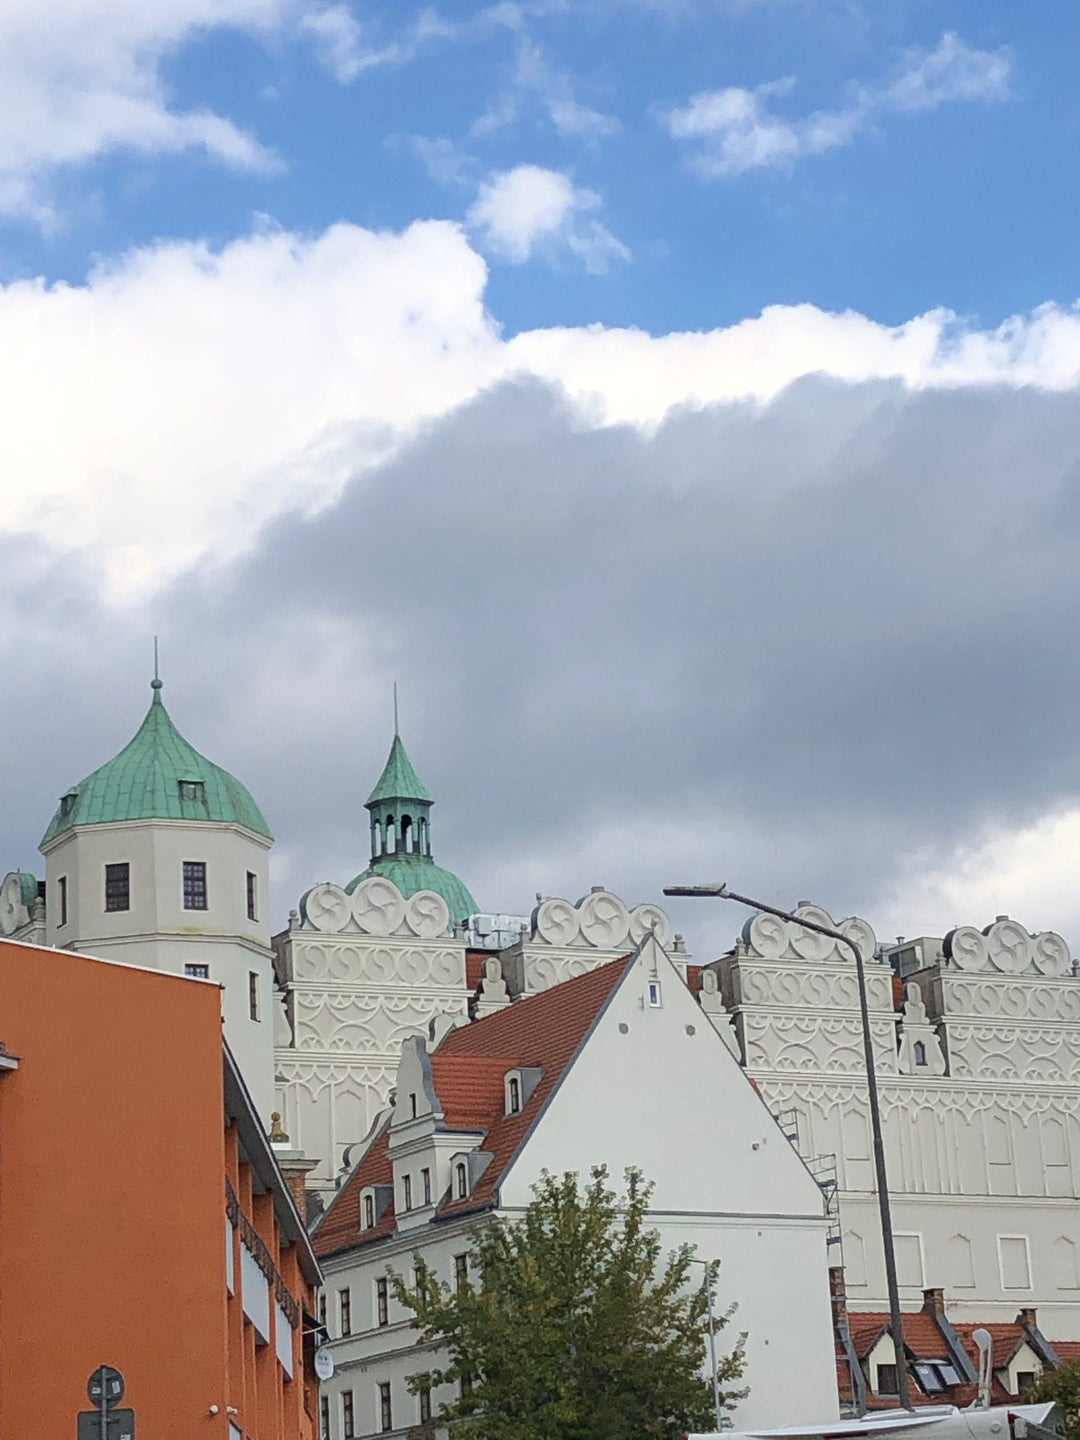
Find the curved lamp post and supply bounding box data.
[663,882,912,1413]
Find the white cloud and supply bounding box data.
[299,4,455,83]
[6,216,1080,607]
[466,164,629,270]
[663,31,1011,177]
[0,0,292,221]
[472,37,619,143]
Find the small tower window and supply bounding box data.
[246,871,258,922]
[182,860,207,910]
[401,815,413,853]
[913,1040,927,1066]
[104,862,130,912]
[178,779,205,805]
[58,875,68,928]
[59,791,77,818]
[248,971,260,1022]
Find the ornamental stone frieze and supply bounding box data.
[284,936,465,989]
[297,875,454,939]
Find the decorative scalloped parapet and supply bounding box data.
[299,875,451,939]
[943,918,1071,977]
[531,888,672,950]
[738,901,878,965]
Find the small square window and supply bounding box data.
[182,860,207,910]
[246,870,258,922]
[249,971,260,1022]
[178,779,205,805]
[105,862,130,912]
[185,963,210,979]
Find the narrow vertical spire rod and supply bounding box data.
[393,681,399,736]
[153,636,160,683]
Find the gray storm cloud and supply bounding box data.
[5,374,1080,957]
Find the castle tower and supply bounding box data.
[37,676,275,1118]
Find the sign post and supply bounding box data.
[78,1366,135,1440]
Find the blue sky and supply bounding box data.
[8,0,1080,948]
[6,1,1076,333]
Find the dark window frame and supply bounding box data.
[455,1162,467,1199]
[376,1277,389,1328]
[185,963,210,979]
[876,1363,899,1396]
[363,1193,375,1229]
[338,1286,352,1337]
[182,860,207,911]
[454,1253,468,1292]
[58,875,68,928]
[419,1385,431,1424]
[249,971,260,1022]
[246,870,258,922]
[379,1381,393,1434]
[105,862,130,913]
[343,1387,355,1439]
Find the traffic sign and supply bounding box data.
[77,1409,135,1440]
[87,1366,125,1407]
[314,1345,334,1380]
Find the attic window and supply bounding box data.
[455,1161,468,1200]
[179,779,205,804]
[875,1364,899,1396]
[647,980,662,1008]
[363,1193,375,1230]
[59,791,77,817]
[508,1076,521,1115]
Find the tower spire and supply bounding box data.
[393,681,399,737]
[151,637,163,701]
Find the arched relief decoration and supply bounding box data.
[944,919,1071,976]
[1053,1236,1080,1290]
[739,903,878,965]
[948,1232,975,1288]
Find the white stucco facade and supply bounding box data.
[314,936,839,1438]
[707,902,1080,1334]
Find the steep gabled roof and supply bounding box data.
[365,734,431,807]
[314,955,634,1260]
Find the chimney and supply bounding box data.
[830,1266,850,1327]
[922,1287,946,1316]
[1018,1307,1038,1330]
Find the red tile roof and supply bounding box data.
[313,955,633,1259]
[1052,1341,1080,1364]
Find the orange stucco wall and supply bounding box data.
[0,938,231,1433]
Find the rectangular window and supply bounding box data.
[1017,1371,1037,1395]
[508,1076,521,1113]
[104,862,130,912]
[421,1167,431,1205]
[342,1388,355,1439]
[403,1174,412,1212]
[455,1162,467,1199]
[58,875,68,927]
[363,1193,375,1229]
[876,1364,899,1396]
[454,1253,468,1292]
[247,870,258,921]
[647,980,662,1008]
[419,1385,431,1424]
[999,1235,1033,1290]
[379,1382,393,1433]
[185,963,210,979]
[376,1277,389,1327]
[320,1395,330,1440]
[182,860,207,910]
[338,1287,352,1337]
[178,779,205,804]
[249,970,261,1022]
[318,1292,327,1328]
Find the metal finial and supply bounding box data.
[151,636,163,696]
[393,681,399,736]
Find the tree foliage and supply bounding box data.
[1030,1362,1080,1440]
[391,1166,747,1440]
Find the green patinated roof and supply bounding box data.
[365,734,431,807]
[345,854,478,925]
[41,681,272,845]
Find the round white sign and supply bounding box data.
[314,1346,335,1381]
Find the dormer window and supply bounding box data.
[508,1076,521,1115]
[504,1066,542,1116]
[363,1193,375,1230]
[178,779,205,804]
[59,791,77,818]
[455,1161,468,1200]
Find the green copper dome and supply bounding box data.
[41,680,272,845]
[346,730,477,924]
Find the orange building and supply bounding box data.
[0,935,322,1438]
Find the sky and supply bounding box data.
[4,0,1080,957]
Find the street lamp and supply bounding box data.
[663,882,912,1413]
[689,1256,725,1433]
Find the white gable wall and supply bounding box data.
[499,937,839,1428]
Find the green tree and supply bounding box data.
[1030,1362,1080,1440]
[392,1166,747,1440]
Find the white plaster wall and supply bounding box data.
[42,818,274,1117]
[499,941,839,1429]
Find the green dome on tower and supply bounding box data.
[41,679,272,846]
[345,731,477,924]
